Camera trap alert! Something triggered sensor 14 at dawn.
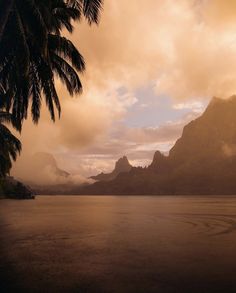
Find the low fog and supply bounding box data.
[12,152,93,186]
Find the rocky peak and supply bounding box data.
[115,156,132,173]
[149,151,168,171]
[91,156,132,182]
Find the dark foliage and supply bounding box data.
[0,111,21,177]
[0,0,103,126]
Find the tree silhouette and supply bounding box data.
[0,0,103,177]
[0,110,21,177]
[0,0,103,126]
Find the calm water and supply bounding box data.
[1,195,236,292]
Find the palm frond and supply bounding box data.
[49,34,85,72]
[82,0,103,24]
[0,118,21,177]
[67,0,103,24]
[51,52,82,95]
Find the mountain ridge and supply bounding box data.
[77,96,236,195]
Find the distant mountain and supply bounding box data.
[91,156,132,181]
[29,153,91,194]
[19,152,71,192]
[77,96,236,195]
[32,152,70,178]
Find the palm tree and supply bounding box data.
[67,0,103,24]
[1,31,86,124]
[0,110,21,178]
[0,0,103,126]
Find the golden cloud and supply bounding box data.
[12,0,236,182]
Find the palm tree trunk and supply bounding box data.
[0,0,14,41]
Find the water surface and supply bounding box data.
[1,195,236,292]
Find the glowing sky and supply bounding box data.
[12,0,236,183]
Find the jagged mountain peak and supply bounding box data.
[91,156,132,182]
[115,156,132,171]
[149,151,167,170]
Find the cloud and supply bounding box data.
[12,151,94,186]
[55,112,198,176]
[76,0,236,100]
[12,0,236,183]
[11,86,137,182]
[173,101,205,113]
[202,0,236,28]
[55,83,137,149]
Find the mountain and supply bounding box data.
[78,96,236,195]
[32,152,70,178]
[20,152,70,190]
[28,153,93,194]
[91,156,132,181]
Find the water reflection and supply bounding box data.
[1,195,236,292]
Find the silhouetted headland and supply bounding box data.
[0,177,34,199]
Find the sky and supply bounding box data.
[11,0,236,184]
